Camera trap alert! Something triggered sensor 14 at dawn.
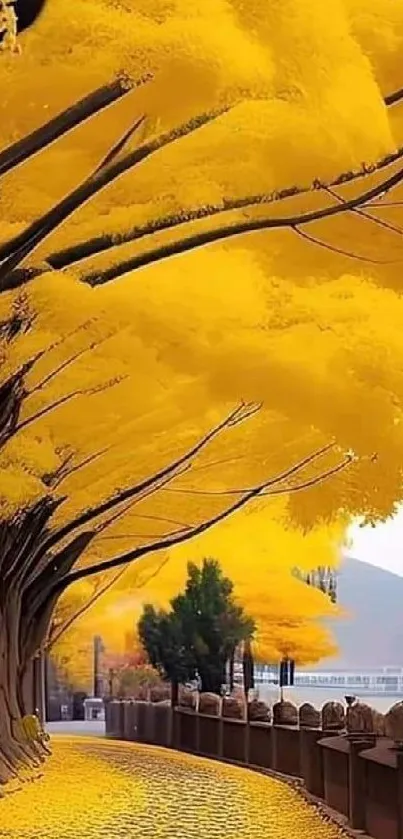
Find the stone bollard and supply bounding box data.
[149,684,171,703]
[222,695,245,720]
[321,701,346,733]
[199,692,220,716]
[299,703,320,729]
[385,701,403,747]
[178,686,197,710]
[273,701,298,726]
[347,701,382,737]
[248,699,272,723]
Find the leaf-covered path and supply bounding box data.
[0,736,346,839]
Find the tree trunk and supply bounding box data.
[199,664,225,695]
[171,679,179,707]
[0,641,22,785]
[229,649,235,692]
[0,625,35,784]
[0,595,49,787]
[242,638,254,697]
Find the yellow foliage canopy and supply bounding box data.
[53,506,344,684]
[1,0,403,671]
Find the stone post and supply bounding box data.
[348,734,376,831]
[397,749,403,839]
[300,727,325,797]
[195,710,201,754]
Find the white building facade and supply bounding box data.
[254,664,403,695]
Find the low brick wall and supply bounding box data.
[105,698,403,839]
[362,743,403,839]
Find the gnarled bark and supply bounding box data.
[0,607,38,784]
[0,500,57,786]
[0,599,51,786]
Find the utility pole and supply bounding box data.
[93,635,104,698]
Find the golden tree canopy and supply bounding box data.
[1,0,403,671]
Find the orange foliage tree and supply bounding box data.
[0,0,403,786]
[48,559,164,693]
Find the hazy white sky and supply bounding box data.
[347,509,403,578]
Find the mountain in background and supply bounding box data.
[320,557,403,669]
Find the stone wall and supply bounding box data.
[104,696,403,839]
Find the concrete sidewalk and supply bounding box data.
[46,720,105,737]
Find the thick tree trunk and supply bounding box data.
[0,367,67,788]
[199,661,226,695]
[0,596,49,788]
[0,624,33,784]
[0,647,22,785]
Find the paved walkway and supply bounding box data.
[46,720,105,737]
[0,735,347,838]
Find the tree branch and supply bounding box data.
[23,461,191,617]
[91,115,146,176]
[15,375,125,435]
[46,145,403,271]
[0,75,144,179]
[51,446,112,490]
[46,552,170,651]
[17,404,256,598]
[0,106,231,288]
[122,512,195,530]
[19,529,97,657]
[45,565,127,651]
[52,450,353,594]
[261,456,351,495]
[323,185,403,237]
[2,77,402,285]
[292,225,395,264]
[162,441,335,496]
[28,402,259,561]
[384,88,403,107]
[93,464,192,536]
[26,330,114,398]
[81,160,403,285]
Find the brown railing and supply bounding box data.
[105,696,403,839]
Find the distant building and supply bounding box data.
[255,664,403,695]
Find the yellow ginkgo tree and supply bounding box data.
[0,0,403,787]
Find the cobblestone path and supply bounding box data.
[0,736,346,839]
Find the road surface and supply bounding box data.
[0,735,346,838]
